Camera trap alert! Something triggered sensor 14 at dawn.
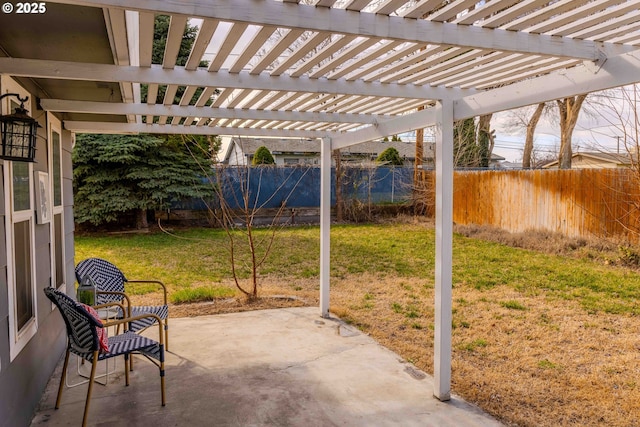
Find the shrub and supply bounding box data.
[252,146,275,165]
[376,147,403,166]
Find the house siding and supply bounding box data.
[0,82,70,427]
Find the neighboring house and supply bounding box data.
[542,152,633,169]
[485,153,507,168]
[220,137,507,169]
[219,137,436,167]
[0,76,75,427]
[496,160,523,170]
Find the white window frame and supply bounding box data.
[48,114,65,293]
[3,77,38,361]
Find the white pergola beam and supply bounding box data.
[40,99,382,125]
[332,107,436,149]
[48,0,627,60]
[455,51,640,119]
[0,58,467,101]
[63,121,336,138]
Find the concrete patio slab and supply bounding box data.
[31,307,503,426]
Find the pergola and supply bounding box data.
[4,0,640,401]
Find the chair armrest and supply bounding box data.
[92,301,128,321]
[126,280,168,306]
[104,313,165,346]
[96,291,132,317]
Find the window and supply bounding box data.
[3,77,38,360]
[13,221,33,330]
[49,116,65,290]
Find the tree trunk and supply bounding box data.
[454,118,477,167]
[136,208,149,229]
[413,109,425,214]
[477,114,493,167]
[523,103,545,168]
[557,95,587,169]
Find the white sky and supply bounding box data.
[492,90,628,163]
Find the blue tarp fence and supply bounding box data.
[173,166,414,210]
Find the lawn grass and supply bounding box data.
[75,223,640,315]
[75,222,640,426]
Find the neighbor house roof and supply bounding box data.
[224,137,434,162]
[542,152,633,168]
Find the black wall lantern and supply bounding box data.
[0,93,38,162]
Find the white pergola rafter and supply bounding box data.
[51,0,631,60]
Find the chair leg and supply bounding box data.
[55,349,71,410]
[82,352,100,427]
[160,345,166,406]
[165,319,169,351]
[124,354,130,386]
[160,372,166,407]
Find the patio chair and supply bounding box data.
[44,287,165,427]
[75,257,170,349]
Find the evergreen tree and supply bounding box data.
[73,15,221,229]
[142,15,210,106]
[376,147,403,165]
[73,134,216,228]
[252,146,275,165]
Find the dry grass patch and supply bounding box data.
[330,273,640,427]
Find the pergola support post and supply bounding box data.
[434,99,453,401]
[319,136,332,318]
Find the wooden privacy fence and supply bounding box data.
[447,169,640,244]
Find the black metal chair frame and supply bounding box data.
[44,287,166,427]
